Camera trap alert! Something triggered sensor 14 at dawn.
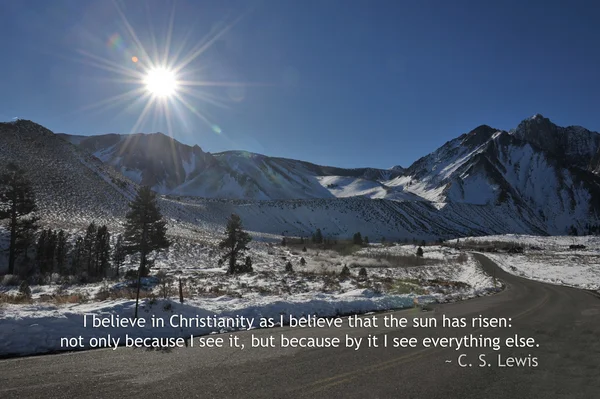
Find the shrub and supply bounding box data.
[95,281,111,301]
[19,281,32,299]
[339,265,351,279]
[1,274,20,286]
[300,257,306,266]
[358,267,368,279]
[238,256,254,273]
[285,261,294,273]
[416,247,424,257]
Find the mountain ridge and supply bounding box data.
[3,114,600,237]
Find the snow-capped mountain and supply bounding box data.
[390,116,600,233]
[4,115,600,238]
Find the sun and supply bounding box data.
[144,67,178,97]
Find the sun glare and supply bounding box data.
[144,68,177,97]
[73,2,256,135]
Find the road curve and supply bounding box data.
[1,254,599,399]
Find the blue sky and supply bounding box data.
[2,0,599,169]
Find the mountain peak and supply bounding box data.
[460,124,498,148]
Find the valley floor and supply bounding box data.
[0,243,496,357]
[5,233,598,358]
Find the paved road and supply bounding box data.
[1,254,599,398]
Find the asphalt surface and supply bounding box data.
[1,254,599,399]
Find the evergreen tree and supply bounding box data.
[358,267,368,280]
[285,261,294,273]
[123,186,170,318]
[71,236,84,274]
[83,222,97,275]
[56,230,68,275]
[339,264,351,279]
[302,246,307,252]
[70,236,84,274]
[281,236,287,246]
[416,246,424,257]
[0,163,38,275]
[300,257,306,266]
[363,236,369,245]
[45,229,57,273]
[313,228,323,244]
[36,229,57,274]
[219,213,252,274]
[568,225,579,236]
[112,235,126,277]
[353,232,363,246]
[35,229,48,273]
[95,225,111,277]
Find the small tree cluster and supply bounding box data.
[0,163,38,275]
[70,222,112,278]
[352,232,363,246]
[35,229,69,275]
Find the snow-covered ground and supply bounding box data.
[0,239,497,357]
[458,235,600,291]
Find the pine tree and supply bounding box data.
[83,222,97,276]
[35,228,57,275]
[285,261,294,273]
[56,230,68,275]
[36,229,48,273]
[0,163,38,275]
[353,232,363,246]
[123,186,170,319]
[416,246,424,257]
[358,267,367,280]
[95,225,111,277]
[300,257,306,266]
[363,236,369,245]
[112,235,126,277]
[71,236,84,275]
[313,228,323,244]
[339,264,351,279]
[219,214,251,274]
[45,229,57,273]
[281,236,287,246]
